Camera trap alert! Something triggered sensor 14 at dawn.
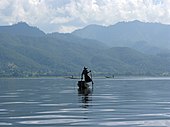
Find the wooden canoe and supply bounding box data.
[77,81,89,89]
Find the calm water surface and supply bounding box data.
[1,77,170,127]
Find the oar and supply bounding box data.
[90,71,94,89]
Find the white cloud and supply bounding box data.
[58,25,81,33]
[0,0,170,33]
[54,0,170,27]
[50,16,73,24]
[0,0,10,9]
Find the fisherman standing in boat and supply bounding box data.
[81,67,92,83]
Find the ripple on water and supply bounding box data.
[0,109,8,115]
[0,95,19,98]
[59,90,74,93]
[1,78,170,127]
[39,103,72,107]
[98,120,170,126]
[0,122,12,126]
[0,109,7,111]
[0,101,40,105]
[10,114,85,119]
[36,108,89,114]
[18,118,89,125]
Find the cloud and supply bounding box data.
[0,0,49,24]
[0,0,170,33]
[58,25,81,33]
[50,16,73,24]
[61,0,170,25]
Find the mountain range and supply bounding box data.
[73,20,170,55]
[0,21,170,77]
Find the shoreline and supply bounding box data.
[1,75,170,80]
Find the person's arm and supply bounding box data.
[81,71,84,80]
[88,70,91,73]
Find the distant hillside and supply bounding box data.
[91,47,170,75]
[1,22,170,77]
[0,23,107,77]
[0,22,45,37]
[72,20,170,54]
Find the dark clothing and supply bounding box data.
[81,69,92,83]
[84,75,92,82]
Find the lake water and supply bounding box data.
[1,77,170,127]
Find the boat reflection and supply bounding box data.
[78,87,93,108]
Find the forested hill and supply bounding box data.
[72,20,170,55]
[0,23,107,77]
[0,22,45,37]
[0,22,170,77]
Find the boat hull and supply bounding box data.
[77,81,89,89]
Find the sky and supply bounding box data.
[0,0,170,33]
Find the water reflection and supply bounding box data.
[78,88,92,108]
[2,78,170,127]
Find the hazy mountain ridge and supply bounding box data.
[0,23,108,77]
[0,22,45,37]
[0,21,170,77]
[72,20,170,55]
[91,47,170,75]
